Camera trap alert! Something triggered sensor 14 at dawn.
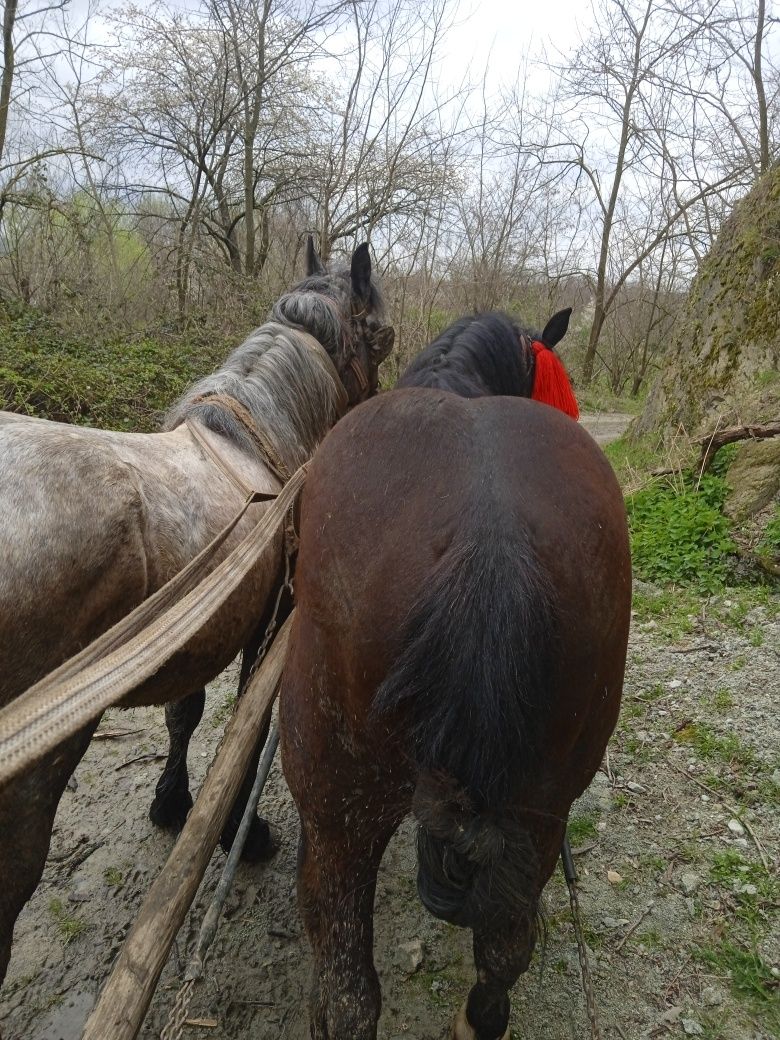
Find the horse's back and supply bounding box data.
[295,386,629,649]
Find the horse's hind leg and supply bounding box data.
[295,800,402,1040]
[218,711,273,861]
[0,722,97,985]
[454,821,565,1040]
[148,681,274,861]
[149,688,206,831]
[452,913,538,1040]
[149,666,275,862]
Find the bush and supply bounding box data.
[0,303,229,431]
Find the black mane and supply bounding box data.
[397,312,537,397]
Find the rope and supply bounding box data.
[561,837,602,1040]
[0,465,307,785]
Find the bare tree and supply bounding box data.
[305,0,458,259]
[518,0,766,384]
[0,0,94,219]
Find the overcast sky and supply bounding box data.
[66,0,590,89]
[446,0,585,88]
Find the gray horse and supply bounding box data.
[0,239,393,985]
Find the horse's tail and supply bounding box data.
[374,535,555,929]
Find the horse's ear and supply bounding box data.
[305,235,326,276]
[541,307,572,348]
[350,242,371,298]
[371,324,394,362]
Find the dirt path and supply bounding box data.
[579,411,634,445]
[2,585,777,1040]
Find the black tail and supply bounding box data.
[374,536,555,928]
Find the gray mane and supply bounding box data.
[165,262,373,475]
[166,321,348,477]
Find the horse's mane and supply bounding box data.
[165,267,371,475]
[397,311,536,398]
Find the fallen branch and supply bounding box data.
[93,728,143,741]
[614,904,654,953]
[698,422,780,473]
[114,752,167,771]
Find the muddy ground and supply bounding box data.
[1,416,778,1040]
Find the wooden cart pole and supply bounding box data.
[81,613,294,1040]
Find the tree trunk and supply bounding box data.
[0,0,18,169]
[754,0,769,175]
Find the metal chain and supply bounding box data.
[241,549,293,693]
[159,550,292,1040]
[561,838,602,1040]
[160,979,195,1040]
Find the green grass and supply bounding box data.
[755,368,779,387]
[709,586,780,628]
[567,812,599,845]
[603,433,660,487]
[672,722,756,771]
[632,586,699,639]
[756,503,780,561]
[104,867,124,888]
[48,897,87,944]
[637,681,667,702]
[708,687,734,711]
[636,928,663,948]
[578,386,647,416]
[639,853,666,875]
[695,941,780,1026]
[700,851,780,1030]
[622,733,659,762]
[211,691,237,729]
[710,851,778,897]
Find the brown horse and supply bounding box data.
[280,310,631,1039]
[0,239,392,987]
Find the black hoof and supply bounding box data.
[149,789,193,831]
[220,816,277,863]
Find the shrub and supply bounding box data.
[626,472,736,591]
[0,303,228,431]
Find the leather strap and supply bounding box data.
[185,418,277,502]
[189,393,291,485]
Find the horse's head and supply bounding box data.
[272,237,394,408]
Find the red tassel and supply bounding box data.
[530,341,579,420]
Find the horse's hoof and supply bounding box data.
[149,790,193,831]
[220,816,278,863]
[452,1003,510,1040]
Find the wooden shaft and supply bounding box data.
[81,613,293,1040]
